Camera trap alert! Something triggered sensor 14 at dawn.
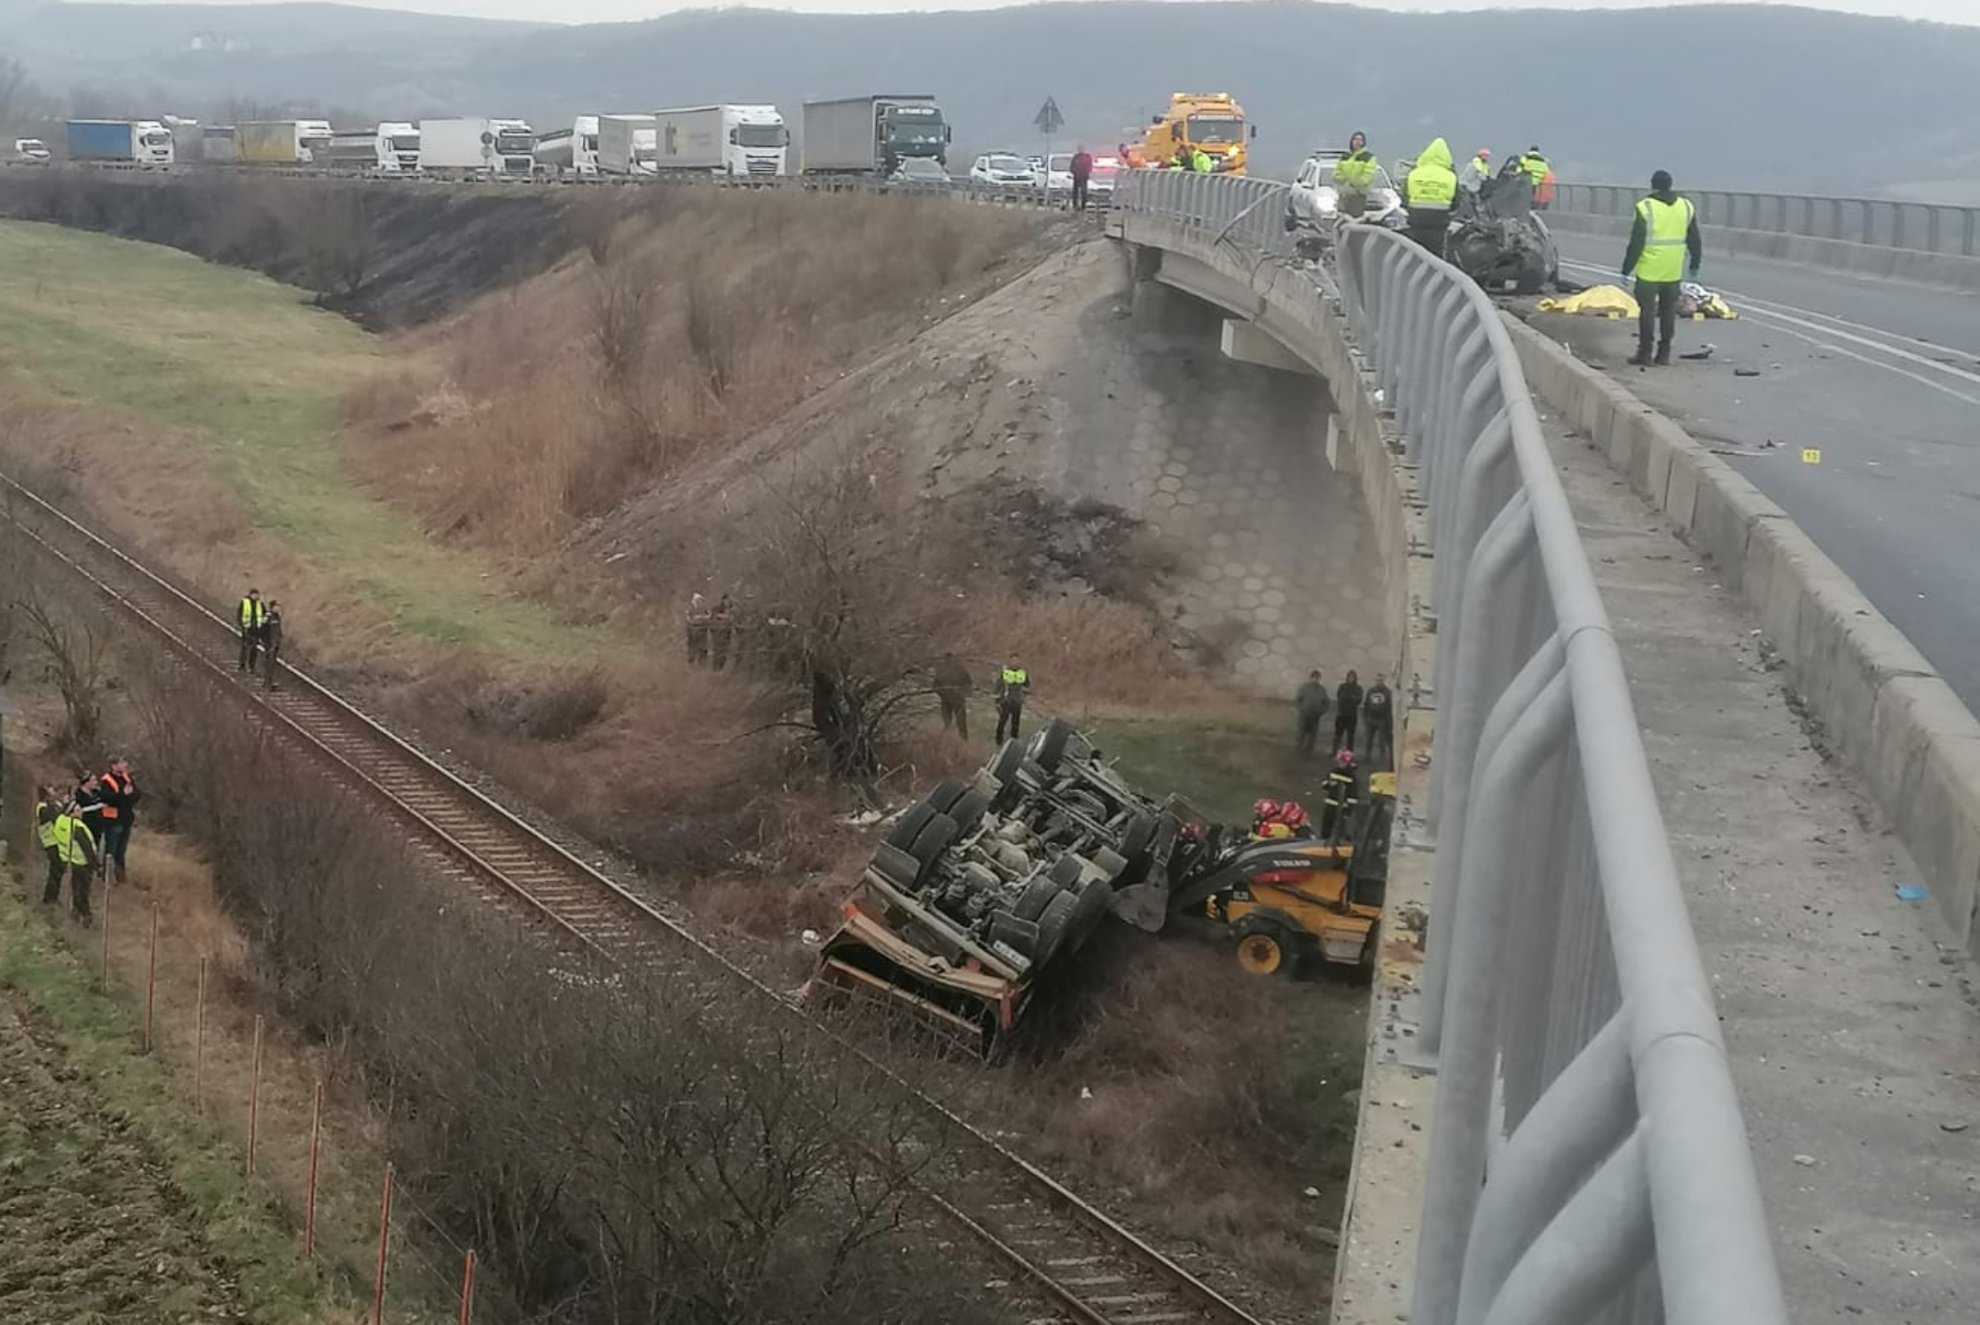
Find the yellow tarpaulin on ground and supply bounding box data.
[1536,284,1638,318]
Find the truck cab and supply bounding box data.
[571,115,600,175]
[724,104,788,179]
[490,119,537,176]
[876,100,949,173]
[379,122,419,174]
[1128,93,1252,175]
[132,121,175,166]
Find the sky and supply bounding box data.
[95,1,1980,26]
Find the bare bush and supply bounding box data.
[16,589,109,757]
[123,666,993,1325]
[301,187,373,298]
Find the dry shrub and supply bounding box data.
[344,188,1045,558]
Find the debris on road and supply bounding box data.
[1679,344,1716,361]
[1734,368,1763,377]
[1896,884,1931,903]
[1679,281,1739,320]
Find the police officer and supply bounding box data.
[1621,169,1703,367]
[994,660,1030,742]
[1335,131,1378,219]
[1403,138,1458,258]
[1519,146,1550,197]
[1191,145,1212,174]
[237,587,266,672]
[34,786,63,903]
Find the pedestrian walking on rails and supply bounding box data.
[685,592,712,666]
[1622,169,1702,367]
[1363,677,1395,770]
[95,757,141,884]
[48,801,99,923]
[1403,138,1458,260]
[1070,146,1094,212]
[994,660,1030,743]
[260,601,284,689]
[237,587,266,673]
[34,786,64,904]
[1333,669,1363,755]
[934,652,974,740]
[1293,669,1330,757]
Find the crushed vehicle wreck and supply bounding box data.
[1446,174,1560,295]
[808,719,1391,1052]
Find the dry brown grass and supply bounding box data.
[344,189,1048,558]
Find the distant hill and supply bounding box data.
[8,2,1978,197]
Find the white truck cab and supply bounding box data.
[723,104,787,179]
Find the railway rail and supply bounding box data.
[0,471,1271,1325]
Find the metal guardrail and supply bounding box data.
[1113,169,1788,1325]
[1557,181,1980,258]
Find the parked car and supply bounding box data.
[890,156,952,187]
[1284,149,1407,251]
[1087,154,1123,200]
[970,152,1037,188]
[1044,151,1074,197]
[11,138,52,163]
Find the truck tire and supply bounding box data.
[1014,873,1062,921]
[925,780,967,814]
[987,740,1027,809]
[870,844,922,892]
[1049,856,1085,889]
[886,802,938,851]
[948,790,991,835]
[1034,890,1080,966]
[909,813,960,885]
[987,911,1041,961]
[1036,718,1075,772]
[1069,871,1113,940]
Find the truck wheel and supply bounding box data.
[1014,873,1062,921]
[870,844,921,892]
[1069,872,1113,939]
[1034,890,1080,966]
[1049,856,1085,889]
[925,780,967,814]
[909,813,960,885]
[1036,718,1075,772]
[987,911,1041,961]
[886,802,938,851]
[987,741,1027,810]
[1233,915,1298,977]
[948,790,991,835]
[1117,813,1158,883]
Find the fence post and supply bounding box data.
[458,1249,477,1325]
[372,1162,396,1325]
[143,904,159,1053]
[247,1013,264,1177]
[305,1080,324,1258]
[194,955,207,1114]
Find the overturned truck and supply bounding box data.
[809,719,1389,1052]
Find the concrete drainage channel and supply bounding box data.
[1506,317,1980,958]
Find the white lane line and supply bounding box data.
[1556,258,1980,406]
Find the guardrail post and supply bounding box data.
[1892,203,1906,251]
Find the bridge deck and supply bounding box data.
[1543,395,1980,1321]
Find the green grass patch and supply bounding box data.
[1079,702,1334,825]
[0,220,586,661]
[0,871,357,1324]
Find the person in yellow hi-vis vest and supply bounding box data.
[993,661,1030,742]
[237,587,266,672]
[1621,169,1704,367]
[48,801,100,922]
[34,786,64,902]
[1404,138,1458,260]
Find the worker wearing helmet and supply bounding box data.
[1320,749,1361,843]
[1252,798,1293,840]
[1459,147,1492,194]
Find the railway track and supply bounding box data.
[1,474,1275,1325]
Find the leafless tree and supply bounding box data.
[301,187,374,298]
[17,591,109,757]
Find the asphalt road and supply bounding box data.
[1534,232,1980,708]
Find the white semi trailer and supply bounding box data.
[651,105,788,179]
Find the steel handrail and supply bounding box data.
[1110,168,1787,1325]
[1553,181,1980,258]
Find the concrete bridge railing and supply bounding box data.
[1112,169,1788,1325]
[1555,181,1980,258]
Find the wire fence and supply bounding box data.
[1112,168,1789,1325]
[1555,182,1980,258]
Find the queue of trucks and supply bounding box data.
[41,89,1245,185]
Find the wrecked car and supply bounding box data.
[1446,173,1560,295]
[808,719,1389,1053]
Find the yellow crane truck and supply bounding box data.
[1125,92,1252,174]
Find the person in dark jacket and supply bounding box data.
[1363,678,1395,769]
[35,787,64,903]
[933,652,973,739]
[1070,146,1094,212]
[1333,669,1363,755]
[261,601,285,689]
[71,771,108,849]
[1621,169,1703,367]
[95,758,141,884]
[1293,669,1330,756]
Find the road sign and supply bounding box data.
[1034,98,1065,136]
